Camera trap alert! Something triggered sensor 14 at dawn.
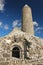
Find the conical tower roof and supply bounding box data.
[23,4,31,9]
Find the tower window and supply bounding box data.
[12,47,20,58]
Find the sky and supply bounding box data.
[0,0,43,38]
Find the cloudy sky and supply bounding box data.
[0,0,43,38]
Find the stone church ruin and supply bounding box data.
[0,4,43,65]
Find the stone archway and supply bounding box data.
[12,46,20,58]
[11,44,24,59]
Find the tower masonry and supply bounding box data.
[22,4,34,35]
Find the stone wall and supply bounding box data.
[0,29,43,65]
[0,58,43,65]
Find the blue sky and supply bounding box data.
[0,0,43,38]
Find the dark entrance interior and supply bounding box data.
[12,47,20,58]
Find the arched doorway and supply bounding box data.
[12,47,20,58]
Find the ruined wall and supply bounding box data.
[0,29,43,65]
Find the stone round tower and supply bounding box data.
[22,4,34,35]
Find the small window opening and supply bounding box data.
[12,47,20,58]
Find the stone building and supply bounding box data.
[0,4,43,65]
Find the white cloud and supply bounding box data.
[33,21,43,34]
[35,27,43,32]
[37,31,41,33]
[0,0,5,11]
[12,20,18,28]
[4,24,9,30]
[33,21,38,26]
[0,21,2,27]
[18,22,21,26]
[12,20,21,28]
[0,21,9,30]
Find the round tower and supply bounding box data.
[22,4,34,35]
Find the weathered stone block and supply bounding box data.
[37,64,43,65]
[5,58,10,61]
[0,62,10,65]
[3,53,10,57]
[0,58,5,61]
